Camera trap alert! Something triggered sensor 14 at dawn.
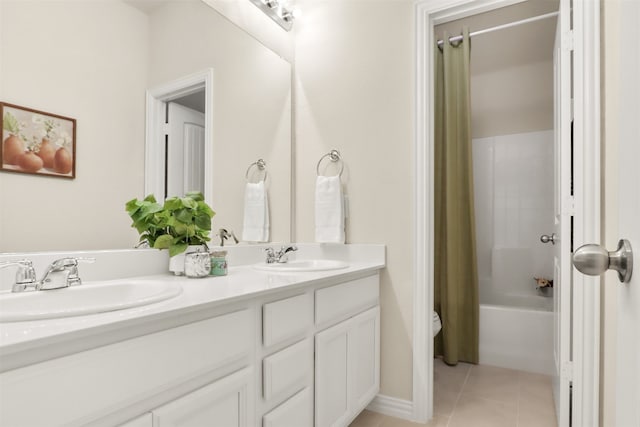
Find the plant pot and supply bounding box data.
[169,245,207,275]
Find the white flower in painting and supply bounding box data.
[55,131,71,148]
[32,115,44,125]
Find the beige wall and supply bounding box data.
[148,1,292,243]
[0,0,148,252]
[294,0,414,400]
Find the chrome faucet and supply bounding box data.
[38,257,95,290]
[0,257,95,292]
[264,245,298,264]
[218,229,239,247]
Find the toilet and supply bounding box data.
[433,311,442,337]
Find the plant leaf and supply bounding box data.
[153,234,172,249]
[185,191,204,202]
[173,222,188,236]
[195,214,211,230]
[175,208,192,224]
[164,197,183,211]
[169,242,188,257]
[181,197,197,209]
[125,198,141,214]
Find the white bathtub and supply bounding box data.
[479,303,554,375]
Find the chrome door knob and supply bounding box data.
[572,239,633,283]
[540,233,556,244]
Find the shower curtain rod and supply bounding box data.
[436,11,559,46]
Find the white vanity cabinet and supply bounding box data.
[0,271,380,427]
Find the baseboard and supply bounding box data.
[366,394,413,421]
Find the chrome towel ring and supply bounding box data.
[245,159,267,183]
[316,149,343,177]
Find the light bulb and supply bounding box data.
[281,9,293,22]
[264,0,278,9]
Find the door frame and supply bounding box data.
[145,69,214,205]
[412,0,601,424]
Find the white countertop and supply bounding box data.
[0,244,385,371]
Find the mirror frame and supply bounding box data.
[145,69,215,208]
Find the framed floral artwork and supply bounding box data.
[1,102,76,179]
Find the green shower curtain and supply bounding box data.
[434,28,479,365]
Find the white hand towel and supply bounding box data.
[315,175,345,243]
[242,181,269,242]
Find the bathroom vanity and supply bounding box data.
[0,244,384,427]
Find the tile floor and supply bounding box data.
[350,359,557,427]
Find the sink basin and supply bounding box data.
[253,259,349,273]
[0,281,182,322]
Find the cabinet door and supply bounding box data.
[349,306,380,412]
[315,320,351,427]
[153,368,253,427]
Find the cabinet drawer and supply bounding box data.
[263,339,311,401]
[315,275,378,326]
[263,293,311,347]
[263,387,313,427]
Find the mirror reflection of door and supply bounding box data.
[165,90,205,199]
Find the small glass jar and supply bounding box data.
[184,249,211,278]
[210,250,228,276]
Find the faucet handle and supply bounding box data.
[50,257,95,269]
[66,257,95,286]
[0,259,37,292]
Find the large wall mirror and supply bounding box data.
[0,0,292,253]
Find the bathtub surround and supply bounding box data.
[434,28,479,365]
[473,130,554,307]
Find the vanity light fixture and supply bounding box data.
[249,0,296,31]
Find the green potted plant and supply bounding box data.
[126,191,215,274]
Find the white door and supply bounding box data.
[614,0,640,423]
[551,0,572,425]
[166,102,205,198]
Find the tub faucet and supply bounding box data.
[38,257,95,291]
[264,245,298,263]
